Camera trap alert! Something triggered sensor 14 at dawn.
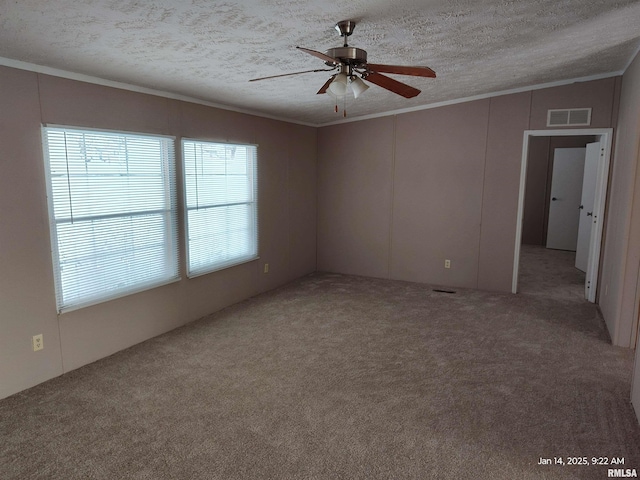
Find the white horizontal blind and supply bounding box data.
[182,140,258,277]
[42,126,179,312]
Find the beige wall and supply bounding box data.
[522,137,551,245]
[611,50,640,418]
[317,117,395,278]
[0,66,317,399]
[391,100,488,287]
[477,92,532,292]
[318,78,618,294]
[601,49,640,351]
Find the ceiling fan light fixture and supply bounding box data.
[328,72,349,96]
[350,76,369,99]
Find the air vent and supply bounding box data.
[547,108,592,127]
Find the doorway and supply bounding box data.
[512,129,613,303]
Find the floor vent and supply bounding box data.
[547,108,592,127]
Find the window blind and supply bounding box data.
[42,126,179,313]
[182,140,258,277]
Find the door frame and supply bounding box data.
[512,128,613,302]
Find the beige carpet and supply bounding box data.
[1,268,639,479]
[518,244,587,301]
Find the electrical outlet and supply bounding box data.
[444,259,451,269]
[263,263,269,274]
[32,334,43,352]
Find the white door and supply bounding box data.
[575,142,600,273]
[546,148,586,251]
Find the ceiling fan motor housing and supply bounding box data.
[325,47,367,67]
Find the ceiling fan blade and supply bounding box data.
[364,72,421,98]
[316,76,335,94]
[367,64,436,78]
[296,46,341,65]
[249,68,335,82]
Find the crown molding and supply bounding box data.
[0,57,317,128]
[318,71,624,127]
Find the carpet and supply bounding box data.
[1,272,639,479]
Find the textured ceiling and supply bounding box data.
[1,0,639,125]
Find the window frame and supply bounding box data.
[41,124,180,313]
[181,138,259,278]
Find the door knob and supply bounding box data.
[587,212,593,216]
[579,205,584,210]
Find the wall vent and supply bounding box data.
[547,108,592,127]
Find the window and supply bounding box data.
[182,140,258,277]
[42,126,179,313]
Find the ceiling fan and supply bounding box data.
[249,20,436,106]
